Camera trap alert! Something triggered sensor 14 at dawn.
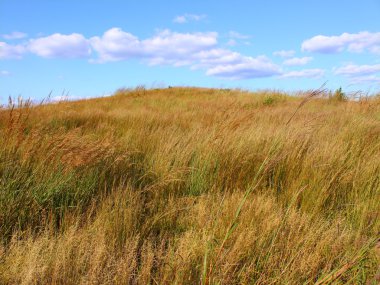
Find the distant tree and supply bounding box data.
[332,87,347,102]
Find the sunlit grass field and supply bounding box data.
[0,87,379,284]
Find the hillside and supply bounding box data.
[0,87,379,284]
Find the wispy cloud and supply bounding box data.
[334,63,380,85]
[2,31,27,40]
[302,31,380,54]
[334,63,380,76]
[226,31,251,46]
[0,70,11,76]
[283,56,313,66]
[273,50,295,58]
[349,75,380,84]
[281,69,325,79]
[228,31,251,40]
[226,39,237,46]
[173,14,206,24]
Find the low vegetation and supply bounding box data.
[0,87,379,284]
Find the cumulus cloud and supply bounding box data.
[0,42,26,59]
[143,30,218,64]
[2,31,27,40]
[90,28,141,62]
[334,63,380,76]
[173,14,206,24]
[206,56,281,80]
[188,48,280,79]
[273,50,295,58]
[283,56,313,66]
[90,28,218,64]
[281,69,325,79]
[0,27,282,80]
[302,31,380,54]
[29,33,91,58]
[192,48,245,68]
[90,28,280,79]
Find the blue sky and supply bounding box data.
[1,0,380,102]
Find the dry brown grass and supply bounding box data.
[0,87,379,284]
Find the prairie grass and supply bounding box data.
[0,87,379,284]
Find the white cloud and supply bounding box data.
[226,31,251,46]
[0,70,11,76]
[90,28,218,64]
[281,69,325,79]
[334,63,380,85]
[0,42,26,59]
[334,63,380,76]
[349,75,380,84]
[191,48,281,80]
[90,28,141,62]
[173,16,187,24]
[0,27,283,80]
[2,31,27,40]
[273,50,295,58]
[192,48,245,69]
[206,56,281,80]
[173,14,206,24]
[302,31,380,54]
[371,46,380,55]
[228,31,251,40]
[226,39,237,46]
[283,56,313,66]
[29,33,91,58]
[76,28,281,80]
[50,94,90,102]
[143,30,218,63]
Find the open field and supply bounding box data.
[0,87,379,284]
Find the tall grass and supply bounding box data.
[0,87,379,284]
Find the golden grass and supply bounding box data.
[0,87,379,284]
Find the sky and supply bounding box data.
[1,0,380,102]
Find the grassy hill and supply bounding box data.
[0,87,379,284]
